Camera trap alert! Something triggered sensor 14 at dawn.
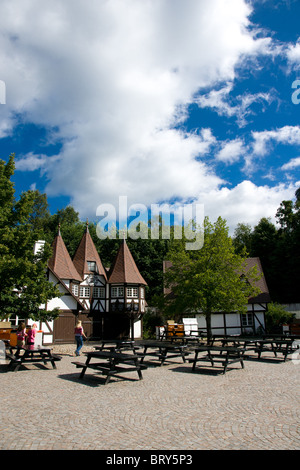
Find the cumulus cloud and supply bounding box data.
[216,139,245,164]
[198,180,298,233]
[287,39,300,68]
[252,126,300,156]
[281,156,300,171]
[0,0,296,232]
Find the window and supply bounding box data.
[93,287,105,298]
[111,286,124,297]
[241,313,253,327]
[79,286,90,298]
[140,288,144,299]
[87,261,98,273]
[72,284,79,296]
[127,287,138,298]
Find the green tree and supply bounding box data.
[162,216,261,340]
[265,302,294,333]
[0,155,61,321]
[233,222,252,255]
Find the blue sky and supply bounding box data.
[0,0,300,234]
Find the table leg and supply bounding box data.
[159,348,167,365]
[79,356,91,379]
[192,351,198,371]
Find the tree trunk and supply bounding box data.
[205,312,212,344]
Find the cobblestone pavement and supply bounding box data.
[1,342,299,451]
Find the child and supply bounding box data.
[74,320,87,356]
[16,322,27,348]
[26,324,36,350]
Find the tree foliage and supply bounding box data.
[162,217,261,339]
[0,155,61,321]
[232,189,300,303]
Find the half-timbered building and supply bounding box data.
[34,224,147,343]
[163,257,271,336]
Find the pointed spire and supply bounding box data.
[108,239,147,285]
[48,227,82,281]
[73,224,107,279]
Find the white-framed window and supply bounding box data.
[72,284,79,296]
[80,286,90,298]
[140,287,144,299]
[93,287,105,298]
[87,261,98,273]
[127,287,138,298]
[111,286,124,297]
[241,313,253,327]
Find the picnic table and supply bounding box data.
[254,339,298,361]
[95,339,139,352]
[189,345,246,374]
[72,350,146,385]
[6,345,61,371]
[138,340,190,366]
[212,336,261,349]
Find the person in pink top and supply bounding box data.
[16,322,27,348]
[26,324,36,350]
[74,320,86,356]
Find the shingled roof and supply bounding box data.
[73,223,107,280]
[163,257,271,304]
[48,226,82,282]
[244,257,271,303]
[108,240,147,285]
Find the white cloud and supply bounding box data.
[281,156,300,170]
[0,0,294,233]
[287,39,300,68]
[216,139,245,164]
[196,83,274,127]
[198,180,298,233]
[252,126,300,156]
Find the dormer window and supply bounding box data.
[87,261,98,273]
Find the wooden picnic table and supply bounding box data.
[254,339,297,361]
[189,345,246,374]
[138,340,190,366]
[212,336,261,349]
[72,350,145,385]
[6,345,61,371]
[95,339,139,352]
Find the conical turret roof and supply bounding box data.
[108,239,147,285]
[48,225,82,282]
[73,222,107,280]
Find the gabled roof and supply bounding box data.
[72,223,107,280]
[47,266,85,311]
[108,240,147,285]
[48,226,82,282]
[243,257,271,303]
[163,257,271,304]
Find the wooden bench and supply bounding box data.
[190,346,246,374]
[72,351,146,385]
[6,347,61,371]
[254,340,296,361]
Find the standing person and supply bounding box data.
[74,320,86,356]
[16,322,27,348]
[26,324,36,350]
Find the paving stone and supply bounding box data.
[0,343,299,450]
